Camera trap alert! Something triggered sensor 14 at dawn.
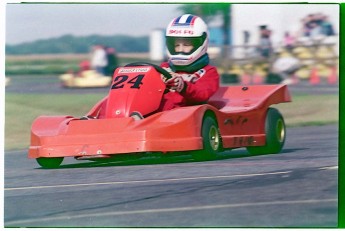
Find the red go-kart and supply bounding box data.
[28,63,291,168]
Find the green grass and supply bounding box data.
[275,94,339,127]
[5,93,106,150]
[5,93,339,151]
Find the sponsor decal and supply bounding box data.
[233,136,255,146]
[118,67,150,73]
[168,29,195,35]
[196,69,206,77]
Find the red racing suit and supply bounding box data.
[158,62,220,112]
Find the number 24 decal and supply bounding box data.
[111,74,144,89]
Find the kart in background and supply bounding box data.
[29,62,291,168]
[59,70,112,88]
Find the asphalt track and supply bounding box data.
[4,125,338,228]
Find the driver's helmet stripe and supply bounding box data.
[172,14,197,27]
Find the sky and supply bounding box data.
[5,3,183,45]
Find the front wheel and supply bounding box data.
[36,157,64,169]
[247,108,286,155]
[192,116,223,161]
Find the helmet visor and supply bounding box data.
[166,34,206,55]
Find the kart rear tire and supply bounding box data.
[192,116,223,161]
[247,108,286,155]
[36,157,64,169]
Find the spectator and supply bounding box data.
[309,21,322,38]
[300,13,335,38]
[301,14,314,36]
[320,15,335,36]
[90,45,108,75]
[258,25,273,58]
[105,47,119,76]
[283,31,295,52]
[243,30,250,45]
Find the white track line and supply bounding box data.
[5,171,292,191]
[6,165,338,191]
[5,198,337,226]
[319,166,338,170]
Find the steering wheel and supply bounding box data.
[125,62,173,80]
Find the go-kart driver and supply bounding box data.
[82,14,220,121]
[158,14,220,112]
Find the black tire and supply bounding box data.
[36,157,64,169]
[247,108,286,155]
[192,116,223,161]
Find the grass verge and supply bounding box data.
[275,94,338,127]
[5,93,106,150]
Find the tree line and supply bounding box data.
[6,34,149,55]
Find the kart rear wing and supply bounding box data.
[208,84,291,112]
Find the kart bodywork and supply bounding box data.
[60,70,112,88]
[29,64,291,168]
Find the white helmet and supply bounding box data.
[165,14,209,66]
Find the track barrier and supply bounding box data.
[327,66,338,85]
[252,73,264,84]
[309,67,321,85]
[241,74,251,85]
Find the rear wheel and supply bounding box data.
[247,108,286,155]
[36,157,64,168]
[192,116,223,161]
